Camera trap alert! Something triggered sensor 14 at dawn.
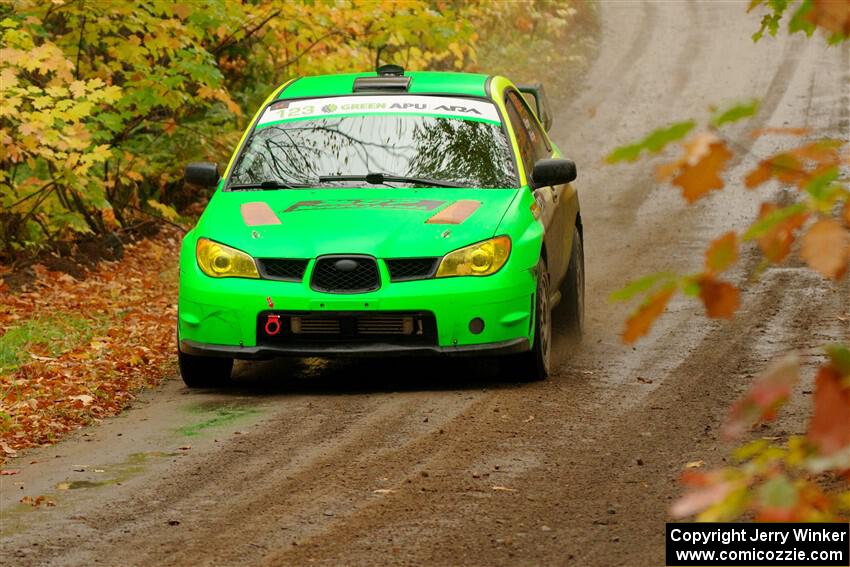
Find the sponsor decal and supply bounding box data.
[258,95,500,127]
[241,202,281,226]
[425,200,481,225]
[283,199,445,213]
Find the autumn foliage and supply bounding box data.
[0,229,180,463]
[0,0,522,260]
[608,0,850,522]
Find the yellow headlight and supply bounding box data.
[436,236,511,277]
[196,238,259,279]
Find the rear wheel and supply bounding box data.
[557,226,585,340]
[177,340,233,388]
[506,258,552,382]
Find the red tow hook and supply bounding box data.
[265,314,281,336]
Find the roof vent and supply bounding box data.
[376,64,404,77]
[352,64,410,92]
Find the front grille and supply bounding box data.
[291,317,341,334]
[258,258,309,281]
[257,311,437,345]
[311,255,380,294]
[385,258,438,282]
[357,316,415,335]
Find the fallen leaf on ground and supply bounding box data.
[0,469,20,475]
[684,460,705,469]
[492,485,518,492]
[373,488,395,494]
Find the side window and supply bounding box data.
[506,90,550,171]
[505,93,534,176]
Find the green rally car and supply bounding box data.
[178,65,584,387]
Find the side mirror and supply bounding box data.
[530,158,576,188]
[185,162,220,188]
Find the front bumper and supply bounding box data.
[178,255,537,356]
[179,337,529,359]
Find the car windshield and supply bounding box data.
[228,95,518,189]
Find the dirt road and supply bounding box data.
[2,2,848,566]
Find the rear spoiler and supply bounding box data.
[517,83,553,132]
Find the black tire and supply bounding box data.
[506,258,552,382]
[557,226,585,340]
[178,345,233,388]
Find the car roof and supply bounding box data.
[277,71,491,100]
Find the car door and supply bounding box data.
[504,90,568,282]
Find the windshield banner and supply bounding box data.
[257,95,501,127]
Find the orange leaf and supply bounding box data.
[800,218,850,280]
[622,287,675,344]
[807,0,850,36]
[843,201,850,227]
[723,354,800,439]
[756,203,809,263]
[705,232,738,274]
[745,160,772,189]
[672,141,732,203]
[163,118,177,137]
[697,275,739,319]
[808,364,850,455]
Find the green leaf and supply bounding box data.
[711,100,760,128]
[743,203,807,240]
[788,0,816,36]
[758,474,797,509]
[804,167,840,203]
[609,272,676,302]
[605,121,695,163]
[825,344,850,376]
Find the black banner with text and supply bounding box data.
[666,523,849,566]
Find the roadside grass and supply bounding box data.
[0,312,112,375]
[0,230,181,465]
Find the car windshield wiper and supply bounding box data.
[318,173,470,189]
[227,180,313,191]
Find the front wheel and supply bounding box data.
[506,258,552,382]
[178,344,233,388]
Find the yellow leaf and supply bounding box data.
[69,80,86,98]
[64,100,93,122]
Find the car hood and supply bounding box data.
[197,187,519,259]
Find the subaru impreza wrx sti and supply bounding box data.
[178,65,584,386]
